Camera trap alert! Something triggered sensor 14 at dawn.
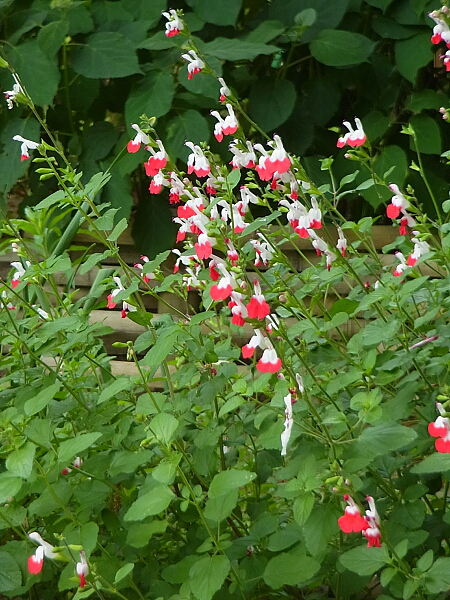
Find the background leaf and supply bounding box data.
[310,30,375,66]
[72,32,142,78]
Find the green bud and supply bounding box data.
[39,173,55,180]
[0,56,9,68]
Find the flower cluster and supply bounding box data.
[428,402,450,452]
[338,495,381,548]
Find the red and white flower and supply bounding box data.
[149,170,169,194]
[169,172,186,204]
[386,184,409,219]
[4,75,22,110]
[76,551,89,588]
[399,210,416,236]
[162,9,184,37]
[28,532,58,574]
[336,227,347,257]
[242,328,265,358]
[228,291,248,326]
[12,135,39,161]
[407,233,430,267]
[211,104,238,142]
[218,77,230,103]
[11,260,30,288]
[257,340,282,373]
[250,234,273,267]
[144,140,168,176]
[254,135,291,180]
[246,280,271,320]
[309,230,328,256]
[210,263,237,301]
[338,495,369,533]
[134,256,155,283]
[336,118,366,148]
[107,277,137,318]
[428,402,450,453]
[363,496,381,548]
[229,140,256,169]
[127,124,150,153]
[172,249,197,273]
[308,197,322,229]
[281,393,294,456]
[185,142,210,177]
[182,50,205,79]
[393,251,408,277]
[238,186,259,215]
[195,231,215,260]
[429,10,450,44]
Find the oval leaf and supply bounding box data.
[310,29,375,66]
[58,432,102,463]
[72,32,142,78]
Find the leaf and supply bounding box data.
[107,218,128,242]
[409,114,441,155]
[80,522,99,557]
[6,442,36,479]
[340,546,389,576]
[293,491,315,526]
[303,505,341,555]
[188,555,231,600]
[98,377,132,404]
[203,38,279,60]
[5,40,60,106]
[411,453,450,474]
[204,489,239,522]
[24,383,61,416]
[185,0,242,26]
[395,33,432,83]
[35,190,67,210]
[37,20,69,57]
[149,413,179,445]
[0,552,21,592]
[124,486,175,521]
[249,78,297,131]
[310,30,375,66]
[0,474,23,503]
[72,32,142,78]
[126,520,168,548]
[356,424,417,458]
[164,109,210,162]
[115,563,134,584]
[243,212,282,236]
[140,328,179,368]
[423,557,450,593]
[58,432,102,463]
[263,552,320,588]
[209,469,257,498]
[125,71,175,125]
[245,20,286,43]
[218,396,245,417]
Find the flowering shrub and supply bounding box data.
[4,6,450,600]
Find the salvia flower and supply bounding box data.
[429,11,450,44]
[256,339,282,373]
[211,104,238,142]
[12,135,39,161]
[134,256,155,283]
[229,140,256,170]
[386,184,409,219]
[162,9,183,37]
[281,393,294,456]
[28,532,58,574]
[336,118,366,148]
[218,77,230,102]
[246,280,271,320]
[107,277,137,318]
[393,251,408,277]
[144,140,168,176]
[11,260,30,288]
[407,233,430,267]
[4,76,22,109]
[182,50,205,79]
[127,124,150,153]
[242,328,265,358]
[428,402,450,453]
[338,495,369,533]
[185,141,210,177]
[363,496,381,548]
[76,551,89,588]
[210,263,237,301]
[336,227,347,257]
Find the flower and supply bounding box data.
[428,402,450,453]
[12,135,39,161]
[407,233,430,267]
[308,197,322,229]
[246,280,271,320]
[195,232,215,260]
[336,118,366,148]
[336,227,347,257]
[28,532,58,574]
[169,172,185,204]
[211,104,238,142]
[218,77,230,102]
[134,256,155,283]
[256,341,282,373]
[144,140,168,176]
[107,277,137,318]
[228,291,248,326]
[127,124,150,153]
[399,210,415,236]
[149,170,169,194]
[250,234,273,267]
[254,135,291,180]
[338,495,369,533]
[363,496,381,548]
[4,76,22,109]
[393,251,408,277]
[242,328,266,358]
[76,551,89,588]
[386,184,409,219]
[185,141,210,177]
[281,393,294,456]
[229,140,256,170]
[181,50,205,79]
[162,9,183,37]
[429,11,450,44]
[210,263,237,301]
[11,260,30,288]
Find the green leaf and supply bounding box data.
[209,469,257,498]
[245,20,286,43]
[218,396,245,417]
[371,16,416,39]
[424,557,450,593]
[115,563,134,584]
[0,474,23,503]
[107,217,128,242]
[407,90,446,114]
[249,78,297,131]
[140,328,179,368]
[35,190,67,210]
[395,33,432,83]
[24,383,61,416]
[37,21,69,57]
[356,424,417,458]
[5,40,60,106]
[293,491,315,526]
[411,453,450,474]
[0,552,21,592]
[263,552,320,588]
[203,38,279,60]
[416,549,434,572]
[72,32,142,78]
[185,0,242,26]
[6,442,36,479]
[340,546,389,576]
[204,489,239,522]
[149,413,179,445]
[124,486,175,521]
[188,555,231,600]
[80,522,99,557]
[125,71,175,125]
[98,377,132,404]
[242,212,282,236]
[310,30,375,66]
[58,432,102,463]
[303,504,341,555]
[165,109,210,162]
[126,520,168,548]
[109,450,153,477]
[409,114,441,155]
